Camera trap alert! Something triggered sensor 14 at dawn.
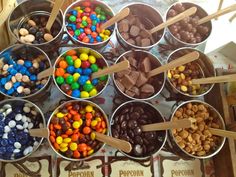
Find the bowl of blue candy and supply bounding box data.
[0,98,45,162]
[0,44,51,100]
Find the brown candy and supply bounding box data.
[130,25,140,37]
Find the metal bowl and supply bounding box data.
[47,99,109,161]
[53,47,109,100]
[168,100,226,159]
[0,98,45,162]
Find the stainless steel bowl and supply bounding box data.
[110,100,167,160]
[64,0,116,50]
[47,99,109,161]
[168,100,226,159]
[8,0,64,52]
[0,98,45,162]
[166,47,215,98]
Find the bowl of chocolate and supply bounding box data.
[117,3,165,50]
[110,100,167,160]
[169,100,226,159]
[166,47,215,98]
[8,0,64,52]
[165,2,212,47]
[113,50,165,100]
[0,44,52,100]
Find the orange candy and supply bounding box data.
[59,60,68,69]
[86,119,91,127]
[73,114,81,121]
[82,36,90,43]
[66,129,73,135]
[49,136,55,143]
[61,134,68,138]
[63,73,71,79]
[54,124,62,130]
[101,121,106,129]
[71,134,79,142]
[55,68,65,77]
[53,142,60,150]
[85,112,93,119]
[83,126,91,134]
[83,151,88,157]
[73,150,80,158]
[78,143,87,152]
[66,49,77,56]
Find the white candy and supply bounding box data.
[14,142,21,149]
[8,120,16,128]
[3,104,11,109]
[3,133,8,139]
[0,108,4,113]
[6,108,12,115]
[4,125,11,133]
[23,106,30,113]
[16,124,24,130]
[33,141,39,147]
[21,115,27,122]
[27,117,31,122]
[23,122,28,129]
[15,114,23,121]
[13,149,21,153]
[23,146,33,156]
[28,122,33,129]
[24,129,29,133]
[24,103,33,107]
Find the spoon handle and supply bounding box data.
[209,128,236,139]
[94,132,132,153]
[29,128,49,138]
[37,67,54,80]
[192,74,236,85]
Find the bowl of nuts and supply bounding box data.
[169,100,226,159]
[165,2,212,48]
[166,47,215,98]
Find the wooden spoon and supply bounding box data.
[100,7,130,31]
[209,128,236,140]
[29,128,132,153]
[46,0,65,32]
[198,3,236,25]
[37,67,54,80]
[91,60,130,80]
[141,119,194,132]
[147,7,197,35]
[191,74,236,85]
[147,51,200,78]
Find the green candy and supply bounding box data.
[66,56,74,65]
[56,76,64,85]
[92,20,97,26]
[95,7,101,14]
[100,11,106,16]
[82,20,88,27]
[69,15,76,22]
[71,82,80,90]
[100,15,106,21]
[99,75,108,81]
[74,29,81,36]
[91,64,98,72]
[66,75,74,84]
[83,83,94,92]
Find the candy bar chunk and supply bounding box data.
[132,86,140,96]
[121,74,135,90]
[136,72,148,87]
[127,38,135,45]
[129,71,140,84]
[126,15,136,25]
[135,36,142,46]
[130,25,140,37]
[116,68,131,78]
[128,56,138,68]
[140,57,152,72]
[121,32,130,40]
[140,30,150,38]
[118,19,129,33]
[141,38,151,47]
[140,84,155,97]
[125,89,135,97]
[116,79,125,92]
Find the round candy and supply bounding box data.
[80,91,89,98]
[80,53,88,61]
[56,76,64,85]
[72,90,80,98]
[89,88,98,97]
[71,82,80,90]
[74,59,82,68]
[83,84,94,92]
[88,55,96,64]
[66,56,74,65]
[91,64,98,72]
[69,15,77,22]
[66,75,74,84]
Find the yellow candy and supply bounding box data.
[102,128,107,134]
[73,121,80,129]
[73,73,80,82]
[91,120,98,127]
[96,117,101,122]
[80,24,84,28]
[99,33,105,38]
[82,16,87,21]
[86,80,91,84]
[80,53,88,61]
[74,59,81,68]
[70,142,78,151]
[90,132,96,140]
[60,143,68,148]
[103,35,109,41]
[81,91,89,98]
[56,112,64,118]
[60,146,68,152]
[63,138,71,143]
[75,7,81,11]
[79,119,83,126]
[56,136,63,144]
[104,30,111,36]
[89,88,97,97]
[79,48,90,54]
[79,9,83,13]
[88,55,96,64]
[88,149,94,155]
[85,105,93,112]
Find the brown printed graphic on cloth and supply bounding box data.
[0,156,52,177]
[57,156,106,177]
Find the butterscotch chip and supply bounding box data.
[28,20,36,26]
[24,34,35,43]
[22,75,30,82]
[5,82,13,90]
[19,28,29,36]
[44,33,54,42]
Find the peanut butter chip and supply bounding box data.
[19,28,29,36]
[28,20,36,27]
[44,33,53,42]
[17,86,24,93]
[5,82,13,90]
[22,75,30,82]
[24,34,35,43]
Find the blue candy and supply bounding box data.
[1,139,8,146]
[96,36,102,42]
[24,60,32,68]
[90,14,97,20]
[30,75,37,81]
[91,25,96,32]
[0,147,6,154]
[6,146,14,153]
[7,88,15,95]
[83,68,92,76]
[92,79,99,86]
[0,78,7,85]
[13,82,21,89]
[72,89,81,98]
[79,28,84,33]
[78,76,88,85]
[90,38,94,43]
[19,66,27,74]
[75,68,82,74]
[71,10,78,16]
[67,66,75,74]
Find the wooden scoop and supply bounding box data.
[29,128,132,153]
[37,67,54,80]
[100,7,130,31]
[147,51,200,78]
[191,74,236,85]
[141,119,194,132]
[46,0,65,32]
[146,7,197,35]
[198,3,236,25]
[91,60,130,80]
[209,128,236,140]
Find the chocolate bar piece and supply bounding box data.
[118,19,129,33]
[121,32,130,40]
[141,38,151,47]
[121,74,135,90]
[140,57,152,72]
[130,25,140,37]
[136,72,148,87]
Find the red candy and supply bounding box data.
[85,28,92,35]
[81,61,90,68]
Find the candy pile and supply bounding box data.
[49,102,107,159]
[19,15,61,44]
[0,102,43,160]
[65,1,113,44]
[54,49,108,99]
[0,53,50,97]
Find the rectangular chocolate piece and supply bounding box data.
[118,19,129,33]
[128,56,138,68]
[129,71,140,84]
[116,79,125,92]
[126,15,136,25]
[121,74,135,90]
[136,72,148,87]
[140,57,152,72]
[130,25,140,37]
[121,32,130,40]
[116,68,131,78]
[141,38,151,47]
